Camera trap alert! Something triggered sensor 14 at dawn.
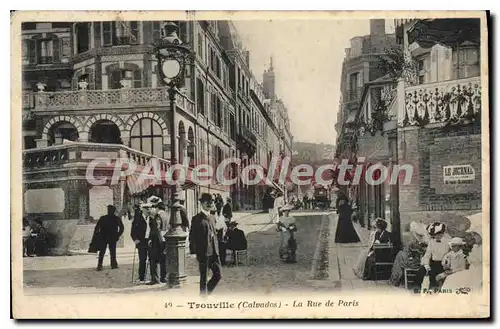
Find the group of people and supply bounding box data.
[189,193,246,295]
[22,217,48,257]
[348,216,479,290]
[388,222,480,290]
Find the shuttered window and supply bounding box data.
[93,22,101,47]
[103,22,113,46]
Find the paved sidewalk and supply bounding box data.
[331,218,402,293]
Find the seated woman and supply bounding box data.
[361,218,392,280]
[388,239,427,287]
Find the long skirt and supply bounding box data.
[353,248,371,278]
[334,214,360,243]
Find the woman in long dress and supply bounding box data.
[334,192,360,243]
[353,229,377,278]
[388,239,427,286]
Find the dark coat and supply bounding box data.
[225,228,247,251]
[222,203,233,220]
[95,214,124,241]
[88,228,104,253]
[375,230,392,244]
[189,211,219,257]
[130,211,148,248]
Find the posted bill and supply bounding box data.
[11,10,490,319]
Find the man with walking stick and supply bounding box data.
[130,203,149,284]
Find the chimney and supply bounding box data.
[370,19,385,35]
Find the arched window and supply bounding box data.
[130,118,164,157]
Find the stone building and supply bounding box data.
[348,18,482,246]
[394,18,482,246]
[21,20,293,254]
[335,19,396,162]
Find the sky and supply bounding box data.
[234,19,394,145]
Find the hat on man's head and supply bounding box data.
[427,222,446,236]
[199,193,213,203]
[228,221,238,228]
[107,205,116,211]
[449,237,465,246]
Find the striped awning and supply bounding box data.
[125,173,158,196]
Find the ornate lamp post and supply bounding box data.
[154,22,194,288]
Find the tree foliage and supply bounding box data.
[377,44,418,85]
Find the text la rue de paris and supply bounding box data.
[293,299,359,307]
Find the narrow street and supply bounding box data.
[23,211,401,296]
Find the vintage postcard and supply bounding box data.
[11,10,490,319]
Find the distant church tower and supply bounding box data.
[263,56,276,100]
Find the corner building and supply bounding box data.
[21,20,293,254]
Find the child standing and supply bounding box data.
[436,237,468,284]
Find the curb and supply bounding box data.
[309,214,330,280]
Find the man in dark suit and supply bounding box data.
[189,193,222,295]
[146,196,169,285]
[130,204,148,283]
[96,205,124,271]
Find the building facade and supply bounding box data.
[21,20,293,254]
[344,18,482,247]
[335,19,396,163]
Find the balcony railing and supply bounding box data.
[400,76,481,127]
[23,142,171,173]
[30,88,195,115]
[239,125,257,148]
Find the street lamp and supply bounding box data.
[154,21,194,288]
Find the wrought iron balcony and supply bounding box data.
[238,124,257,149]
[399,76,481,127]
[30,87,195,115]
